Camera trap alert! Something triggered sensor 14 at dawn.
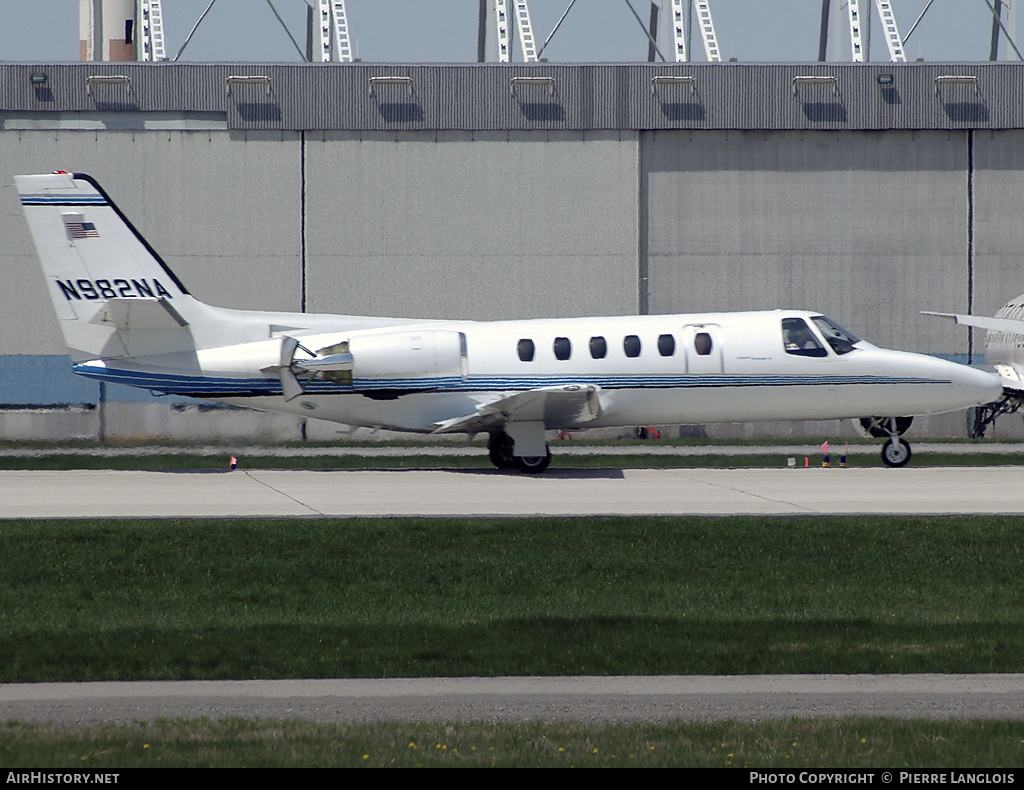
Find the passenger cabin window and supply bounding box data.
[517,338,535,362]
[694,332,713,356]
[590,336,607,359]
[658,334,675,357]
[811,315,859,355]
[782,318,827,357]
[624,335,642,358]
[553,337,571,361]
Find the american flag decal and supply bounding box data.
[65,221,100,239]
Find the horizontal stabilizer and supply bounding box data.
[89,298,188,331]
[431,384,602,434]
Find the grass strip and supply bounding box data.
[3,718,1024,768]
[2,516,1024,681]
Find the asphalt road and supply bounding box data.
[4,675,1024,724]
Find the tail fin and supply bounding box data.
[16,172,196,362]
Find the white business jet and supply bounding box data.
[924,297,1024,439]
[16,172,1001,471]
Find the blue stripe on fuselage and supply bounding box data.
[72,364,949,398]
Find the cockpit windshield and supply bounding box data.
[811,315,860,355]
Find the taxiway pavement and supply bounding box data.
[0,465,1020,518]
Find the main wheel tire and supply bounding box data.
[513,448,552,474]
[881,438,912,468]
[487,432,516,469]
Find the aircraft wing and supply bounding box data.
[430,384,602,434]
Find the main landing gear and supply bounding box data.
[858,416,913,468]
[487,430,552,474]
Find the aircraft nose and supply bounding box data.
[947,360,1002,405]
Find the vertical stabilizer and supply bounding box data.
[16,172,195,362]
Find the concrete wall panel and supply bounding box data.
[303,130,639,321]
[643,130,969,355]
[0,129,303,357]
[973,130,1024,328]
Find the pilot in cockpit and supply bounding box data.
[782,317,828,357]
[785,324,813,350]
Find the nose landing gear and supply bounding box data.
[858,416,914,468]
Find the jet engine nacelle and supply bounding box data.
[346,329,468,383]
[278,329,469,400]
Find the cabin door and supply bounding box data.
[681,324,723,375]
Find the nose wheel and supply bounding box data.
[881,437,912,468]
[861,416,914,468]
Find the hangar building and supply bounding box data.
[1,61,1022,440]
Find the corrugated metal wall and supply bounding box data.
[4,63,1024,132]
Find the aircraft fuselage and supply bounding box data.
[72,309,999,435]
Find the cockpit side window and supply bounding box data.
[811,316,860,355]
[782,317,827,358]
